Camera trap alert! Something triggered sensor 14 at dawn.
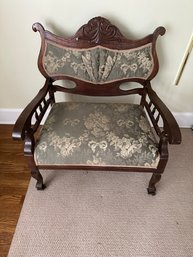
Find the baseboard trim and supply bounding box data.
[0,108,193,128]
[172,112,193,128]
[0,108,23,124]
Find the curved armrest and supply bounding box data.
[146,86,181,144]
[12,79,52,141]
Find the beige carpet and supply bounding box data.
[8,129,193,257]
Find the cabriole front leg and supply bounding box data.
[31,167,45,190]
[24,134,45,190]
[147,173,161,195]
[26,155,45,190]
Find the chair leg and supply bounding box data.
[147,173,161,195]
[31,168,45,190]
[26,155,45,190]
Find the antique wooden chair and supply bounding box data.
[12,17,181,195]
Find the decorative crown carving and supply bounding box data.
[75,16,125,43]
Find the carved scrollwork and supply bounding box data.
[76,16,125,43]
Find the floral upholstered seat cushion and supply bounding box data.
[34,102,160,168]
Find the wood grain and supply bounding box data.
[0,125,30,257]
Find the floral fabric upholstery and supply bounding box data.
[34,102,160,168]
[43,41,154,83]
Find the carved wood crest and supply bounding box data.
[75,16,125,43]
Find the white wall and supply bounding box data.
[0,0,193,113]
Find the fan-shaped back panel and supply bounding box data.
[43,42,154,84]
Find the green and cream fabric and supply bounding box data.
[43,41,154,83]
[34,102,160,168]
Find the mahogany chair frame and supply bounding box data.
[12,17,181,195]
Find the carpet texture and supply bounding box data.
[8,129,193,257]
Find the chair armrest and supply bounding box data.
[12,79,53,141]
[145,85,181,144]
